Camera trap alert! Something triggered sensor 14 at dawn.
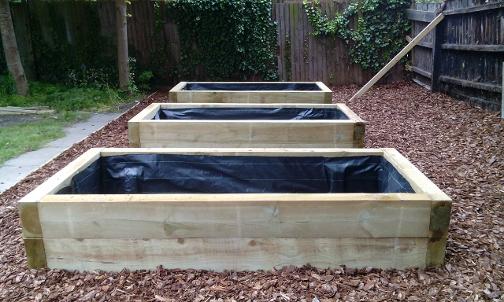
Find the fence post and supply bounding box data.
[430,17,444,91]
[501,62,503,119]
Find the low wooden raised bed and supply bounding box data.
[19,148,451,271]
[169,82,332,103]
[128,103,365,148]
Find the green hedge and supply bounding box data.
[166,0,278,80]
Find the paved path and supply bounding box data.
[0,112,120,192]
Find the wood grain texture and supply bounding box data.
[128,103,160,147]
[128,103,365,148]
[38,196,432,239]
[23,238,47,269]
[20,148,452,270]
[44,237,429,271]
[99,148,385,158]
[409,1,503,109]
[169,82,332,104]
[138,121,356,148]
[18,148,101,205]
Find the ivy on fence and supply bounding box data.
[166,0,278,81]
[303,0,410,72]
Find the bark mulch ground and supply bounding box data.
[0,82,502,301]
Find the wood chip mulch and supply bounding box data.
[0,82,502,301]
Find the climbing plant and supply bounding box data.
[166,0,278,80]
[303,0,410,72]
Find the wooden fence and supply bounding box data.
[407,0,503,110]
[272,0,403,84]
[7,0,403,86]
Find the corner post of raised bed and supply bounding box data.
[19,202,46,268]
[316,82,333,103]
[128,103,161,147]
[382,148,452,267]
[128,122,141,147]
[353,122,365,148]
[18,148,104,268]
[18,196,46,268]
[169,82,186,102]
[426,199,451,267]
[337,104,366,147]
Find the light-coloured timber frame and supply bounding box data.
[128,103,365,148]
[169,82,333,103]
[18,148,451,271]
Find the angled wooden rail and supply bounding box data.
[349,13,445,102]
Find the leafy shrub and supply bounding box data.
[0,74,16,96]
[304,0,411,72]
[137,70,154,91]
[166,0,278,80]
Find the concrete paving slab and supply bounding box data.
[0,112,120,192]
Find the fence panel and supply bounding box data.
[407,0,503,110]
[9,0,404,85]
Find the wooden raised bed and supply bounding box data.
[128,103,365,148]
[19,148,451,271]
[169,82,332,103]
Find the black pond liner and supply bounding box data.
[183,83,322,91]
[153,107,349,120]
[57,154,414,195]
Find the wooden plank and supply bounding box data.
[408,66,432,79]
[439,75,502,93]
[43,237,429,271]
[412,78,432,91]
[349,13,445,101]
[18,148,102,238]
[158,103,352,109]
[441,44,504,52]
[431,19,444,91]
[443,2,504,15]
[426,200,451,267]
[23,238,47,269]
[415,41,433,49]
[100,147,385,158]
[0,106,54,115]
[39,195,432,239]
[169,82,332,104]
[137,121,357,148]
[406,9,435,23]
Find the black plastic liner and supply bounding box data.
[153,107,348,120]
[183,83,322,91]
[58,154,414,195]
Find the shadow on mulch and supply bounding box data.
[0,82,502,301]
